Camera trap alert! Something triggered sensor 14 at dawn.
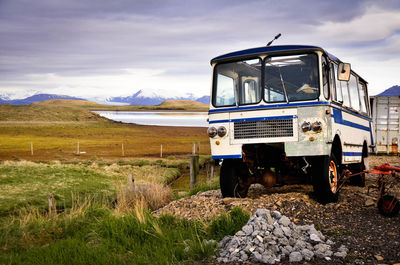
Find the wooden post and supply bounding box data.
[128,174,135,193]
[30,141,33,156]
[122,143,125,156]
[190,155,199,189]
[196,141,200,154]
[210,163,214,180]
[192,142,195,155]
[160,144,163,158]
[77,142,80,154]
[48,194,55,217]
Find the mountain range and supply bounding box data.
[376,85,400,96]
[0,94,87,105]
[2,85,398,106]
[0,90,210,106]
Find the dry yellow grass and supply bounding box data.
[158,100,208,110]
[114,182,173,213]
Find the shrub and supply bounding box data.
[207,207,250,241]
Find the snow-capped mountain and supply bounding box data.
[0,94,86,105]
[106,89,210,105]
[0,90,210,106]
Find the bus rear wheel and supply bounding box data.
[312,154,339,203]
[220,159,249,198]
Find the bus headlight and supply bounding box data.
[217,126,227,137]
[207,127,217,138]
[301,122,311,132]
[312,121,322,132]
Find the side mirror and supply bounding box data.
[338,62,351,81]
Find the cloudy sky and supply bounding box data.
[0,0,399,99]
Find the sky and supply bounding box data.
[0,0,399,100]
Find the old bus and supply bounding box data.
[207,45,374,202]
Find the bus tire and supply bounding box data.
[220,159,249,198]
[313,154,339,203]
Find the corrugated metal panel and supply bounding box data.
[372,96,400,153]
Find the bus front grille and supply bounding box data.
[234,119,294,139]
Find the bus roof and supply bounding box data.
[210,45,340,64]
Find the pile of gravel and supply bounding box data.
[217,209,348,264]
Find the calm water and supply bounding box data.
[93,111,208,127]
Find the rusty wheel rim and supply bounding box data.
[329,160,338,194]
[382,198,395,213]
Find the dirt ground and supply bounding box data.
[156,155,400,264]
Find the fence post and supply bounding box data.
[122,143,125,157]
[128,174,135,193]
[160,144,163,158]
[48,194,55,217]
[30,141,33,156]
[196,141,200,154]
[210,163,214,180]
[192,142,195,155]
[76,142,80,155]
[190,154,199,189]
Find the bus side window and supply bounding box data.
[348,74,360,111]
[334,63,350,107]
[322,57,329,100]
[341,81,351,107]
[358,81,368,113]
[333,64,343,103]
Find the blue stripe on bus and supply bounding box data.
[343,152,362,157]
[208,101,329,114]
[209,115,297,124]
[231,115,297,123]
[331,104,372,122]
[332,108,370,132]
[212,154,242,159]
[369,121,375,147]
[209,119,229,124]
[209,101,372,122]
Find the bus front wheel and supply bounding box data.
[312,154,340,203]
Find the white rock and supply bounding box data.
[279,216,291,226]
[301,248,314,261]
[310,233,322,242]
[271,210,282,219]
[289,251,303,262]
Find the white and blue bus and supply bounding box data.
[207,45,374,202]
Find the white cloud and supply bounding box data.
[0,0,399,99]
[0,68,210,99]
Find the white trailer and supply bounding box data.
[371,95,400,154]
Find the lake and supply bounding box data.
[93,111,209,127]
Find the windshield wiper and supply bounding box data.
[277,67,289,103]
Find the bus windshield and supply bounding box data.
[212,53,319,107]
[265,53,319,102]
[213,58,262,107]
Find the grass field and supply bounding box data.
[0,99,233,264]
[0,99,210,161]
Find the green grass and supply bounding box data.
[207,207,251,241]
[0,204,249,265]
[185,178,220,197]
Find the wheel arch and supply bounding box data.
[362,141,368,157]
[332,135,342,163]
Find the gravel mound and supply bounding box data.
[217,209,347,264]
